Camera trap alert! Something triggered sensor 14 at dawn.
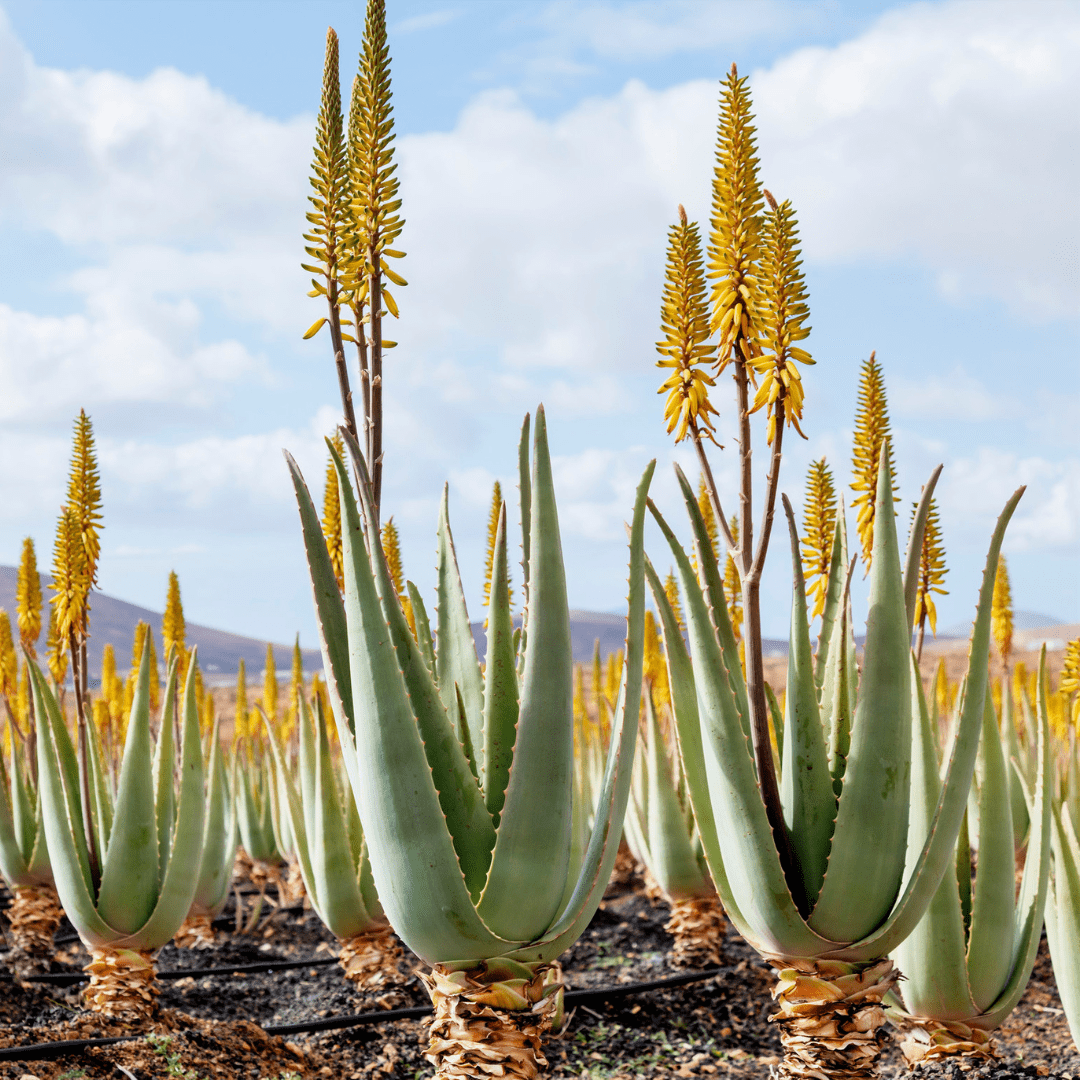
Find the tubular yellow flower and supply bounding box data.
[912,497,949,660]
[289,634,304,724]
[724,515,743,644]
[16,537,42,657]
[991,554,1013,671]
[656,206,719,445]
[380,517,405,601]
[66,409,103,593]
[51,505,90,645]
[0,610,17,704]
[263,642,279,725]
[708,63,764,371]
[748,192,814,445]
[235,658,250,742]
[643,610,670,710]
[45,605,67,693]
[663,569,684,632]
[850,352,898,568]
[322,431,345,591]
[801,458,836,620]
[162,570,186,665]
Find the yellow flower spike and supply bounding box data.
[801,458,837,620]
[663,569,684,632]
[991,553,1013,672]
[46,605,67,698]
[911,496,949,662]
[0,611,16,708]
[263,643,278,726]
[724,515,743,644]
[322,431,345,591]
[850,352,898,569]
[162,570,187,681]
[655,206,720,445]
[1062,639,1079,697]
[235,657,250,743]
[16,537,43,658]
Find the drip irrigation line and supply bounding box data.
[1,955,341,986]
[0,965,728,1061]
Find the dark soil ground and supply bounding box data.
[1,872,1077,1080]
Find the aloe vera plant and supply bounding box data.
[32,647,204,1018]
[1047,777,1080,1053]
[174,718,237,949]
[650,451,1022,1080]
[288,407,653,1078]
[889,649,1051,1063]
[233,742,286,930]
[265,695,404,994]
[0,735,61,981]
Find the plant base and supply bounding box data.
[768,957,899,1080]
[174,912,217,950]
[898,1017,995,1066]
[339,924,404,993]
[5,884,63,982]
[609,842,640,893]
[419,958,564,1080]
[666,894,726,968]
[282,859,308,907]
[84,946,158,1021]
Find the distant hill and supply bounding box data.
[0,566,322,683]
[939,609,1066,639]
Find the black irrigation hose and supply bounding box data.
[1,955,342,986]
[0,966,728,1061]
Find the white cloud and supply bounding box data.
[394,8,465,35]
[891,367,1012,422]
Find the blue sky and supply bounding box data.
[0,0,1076,651]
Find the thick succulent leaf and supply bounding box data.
[892,654,976,1021]
[1000,677,1030,848]
[518,412,532,599]
[765,683,784,765]
[12,744,38,867]
[298,699,318,848]
[509,460,654,964]
[644,693,711,901]
[1045,803,1080,1049]
[191,718,236,915]
[338,435,496,898]
[482,502,519,825]
[815,508,848,690]
[673,464,750,734]
[311,686,377,939]
[30,662,114,946]
[436,484,486,771]
[820,561,855,784]
[407,581,437,674]
[86,712,113,860]
[133,654,206,948]
[97,642,160,935]
[965,694,1016,1011]
[649,499,830,958]
[335,432,514,965]
[0,748,30,883]
[975,650,1052,1029]
[902,466,943,634]
[779,497,834,908]
[811,448,912,943]
[152,659,179,887]
[624,737,649,865]
[831,487,1023,962]
[478,407,574,941]
[285,448,354,737]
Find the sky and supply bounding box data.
[0,0,1076,653]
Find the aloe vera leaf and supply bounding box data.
[298,697,318,848]
[815,508,848,690]
[96,641,160,935]
[518,412,532,599]
[258,758,280,862]
[86,707,113,859]
[192,718,235,915]
[673,465,750,734]
[133,655,206,949]
[338,436,496,898]
[406,581,437,674]
[152,659,179,887]
[335,434,514,964]
[810,448,913,943]
[1000,677,1030,848]
[965,693,1016,1011]
[477,407,574,941]
[0,744,29,883]
[891,652,975,1021]
[11,743,37,868]
[483,502,519,825]
[832,486,1023,962]
[30,662,114,945]
[509,460,653,964]
[624,737,649,865]
[779,496,834,910]
[902,465,944,634]
[234,749,260,860]
[649,499,829,958]
[272,752,295,857]
[285,448,354,737]
[976,651,1052,1029]
[310,677,375,939]
[765,682,784,764]
[1044,803,1080,1048]
[820,560,855,783]
[436,484,486,771]
[644,692,711,901]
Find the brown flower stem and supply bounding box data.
[84,946,159,1021]
[326,268,358,445]
[367,238,384,523]
[915,610,928,665]
[769,957,898,1080]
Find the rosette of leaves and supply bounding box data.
[889,650,1051,1064]
[265,695,403,996]
[649,448,1023,1080]
[287,407,653,1080]
[32,648,204,1020]
[234,745,285,931]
